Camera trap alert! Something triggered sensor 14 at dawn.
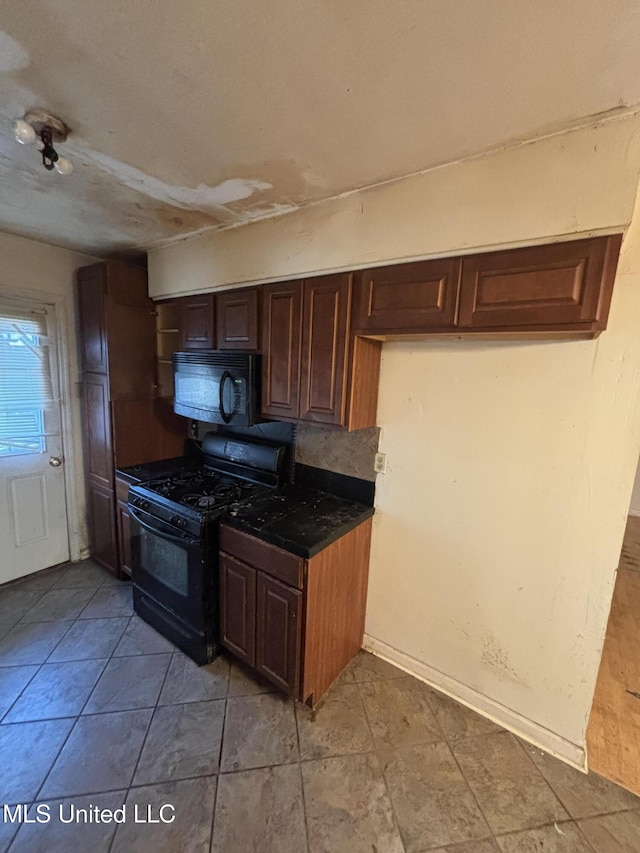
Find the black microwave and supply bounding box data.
[173,351,261,426]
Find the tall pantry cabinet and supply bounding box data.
[77,261,184,577]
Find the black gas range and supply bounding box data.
[127,433,287,664]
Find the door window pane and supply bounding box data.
[0,309,53,459]
[0,409,45,456]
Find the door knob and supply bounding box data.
[49,456,62,467]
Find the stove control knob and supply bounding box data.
[139,499,149,510]
[170,515,180,526]
[177,518,187,529]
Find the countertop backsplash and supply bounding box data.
[294,423,380,483]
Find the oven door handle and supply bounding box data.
[129,507,199,549]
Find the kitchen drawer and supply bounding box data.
[220,525,304,589]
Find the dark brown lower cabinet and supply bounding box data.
[219,554,301,693]
[220,554,256,666]
[219,519,371,706]
[87,481,118,573]
[256,572,302,694]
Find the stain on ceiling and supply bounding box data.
[2,0,640,257]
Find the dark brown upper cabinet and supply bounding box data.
[299,274,351,425]
[77,262,156,399]
[77,265,108,373]
[457,235,622,332]
[261,274,381,429]
[353,258,461,335]
[181,293,215,349]
[261,281,303,420]
[215,287,260,351]
[350,235,622,339]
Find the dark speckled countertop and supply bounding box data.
[225,485,374,558]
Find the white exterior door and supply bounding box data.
[0,298,70,584]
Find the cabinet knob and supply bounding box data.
[49,456,62,467]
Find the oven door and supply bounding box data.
[129,506,207,631]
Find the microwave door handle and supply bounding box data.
[219,370,232,423]
[129,507,198,549]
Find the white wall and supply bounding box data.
[149,112,640,767]
[0,232,95,560]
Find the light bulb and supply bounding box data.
[53,156,74,175]
[14,119,36,145]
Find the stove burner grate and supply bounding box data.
[181,494,221,510]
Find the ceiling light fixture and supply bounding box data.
[13,109,74,175]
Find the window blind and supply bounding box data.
[0,306,54,411]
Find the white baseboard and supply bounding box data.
[363,634,586,771]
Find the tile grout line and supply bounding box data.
[30,602,134,805]
[514,745,640,843]
[0,579,98,819]
[353,676,409,853]
[27,596,131,802]
[0,660,47,725]
[491,820,599,852]
[16,588,98,627]
[107,650,180,852]
[292,698,312,853]
[446,736,503,846]
[418,681,503,847]
[207,667,231,853]
[509,735,573,825]
[0,574,115,726]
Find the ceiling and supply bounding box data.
[2,0,640,258]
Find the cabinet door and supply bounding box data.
[116,499,132,578]
[220,554,257,667]
[215,288,260,350]
[83,373,113,488]
[106,303,156,400]
[300,274,351,426]
[256,572,302,695]
[181,294,215,349]
[87,482,119,576]
[458,235,622,330]
[353,259,461,333]
[77,264,108,373]
[261,281,302,419]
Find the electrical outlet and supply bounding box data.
[374,452,387,474]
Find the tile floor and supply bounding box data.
[0,561,639,852]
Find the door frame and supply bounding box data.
[0,284,84,563]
